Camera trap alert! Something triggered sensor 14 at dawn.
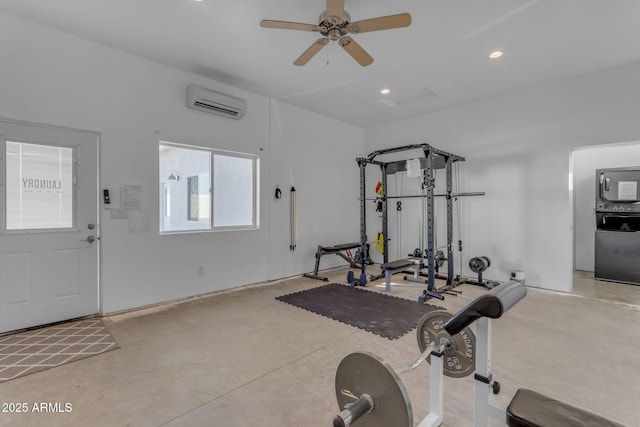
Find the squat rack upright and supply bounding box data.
[355,143,468,301]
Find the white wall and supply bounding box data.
[4,11,640,307]
[365,63,640,292]
[572,142,640,271]
[268,100,364,280]
[0,12,363,313]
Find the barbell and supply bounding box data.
[333,310,477,426]
[412,248,446,268]
[364,191,486,201]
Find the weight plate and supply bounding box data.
[335,352,412,427]
[483,256,491,268]
[435,250,445,267]
[416,311,476,378]
[469,256,489,273]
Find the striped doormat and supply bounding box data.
[0,318,119,383]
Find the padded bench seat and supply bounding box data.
[310,242,361,256]
[507,388,624,427]
[326,242,361,252]
[380,259,417,292]
[381,259,415,271]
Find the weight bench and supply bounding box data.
[304,242,362,281]
[507,388,624,427]
[332,281,624,427]
[443,282,623,427]
[380,259,416,292]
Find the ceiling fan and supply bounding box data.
[260,0,411,66]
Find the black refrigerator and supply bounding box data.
[594,167,640,285]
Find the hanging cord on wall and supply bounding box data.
[290,186,296,251]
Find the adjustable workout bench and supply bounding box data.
[332,281,624,427]
[304,243,365,281]
[444,281,624,427]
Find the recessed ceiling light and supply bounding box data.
[380,88,391,94]
[489,50,503,59]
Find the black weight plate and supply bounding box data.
[416,311,476,378]
[335,352,412,427]
[469,256,489,273]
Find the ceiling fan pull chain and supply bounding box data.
[326,41,329,65]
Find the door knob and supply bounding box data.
[84,235,96,243]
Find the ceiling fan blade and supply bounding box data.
[326,0,345,21]
[347,13,411,34]
[294,38,330,66]
[260,20,321,32]
[339,36,374,66]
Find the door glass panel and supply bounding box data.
[5,141,74,230]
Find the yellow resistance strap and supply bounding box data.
[375,232,384,253]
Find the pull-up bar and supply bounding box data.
[365,192,486,201]
[366,143,466,163]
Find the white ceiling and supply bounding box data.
[2,0,640,127]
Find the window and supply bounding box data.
[5,141,74,230]
[159,142,258,233]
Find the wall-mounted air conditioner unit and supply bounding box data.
[187,84,247,119]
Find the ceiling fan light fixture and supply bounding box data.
[489,50,504,59]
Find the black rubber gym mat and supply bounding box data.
[276,283,443,340]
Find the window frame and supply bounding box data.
[158,141,259,234]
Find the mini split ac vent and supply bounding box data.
[187,84,247,119]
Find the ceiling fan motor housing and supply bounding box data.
[320,10,351,25]
[319,11,351,40]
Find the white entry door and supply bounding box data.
[0,120,99,334]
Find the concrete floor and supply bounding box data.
[0,269,638,426]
